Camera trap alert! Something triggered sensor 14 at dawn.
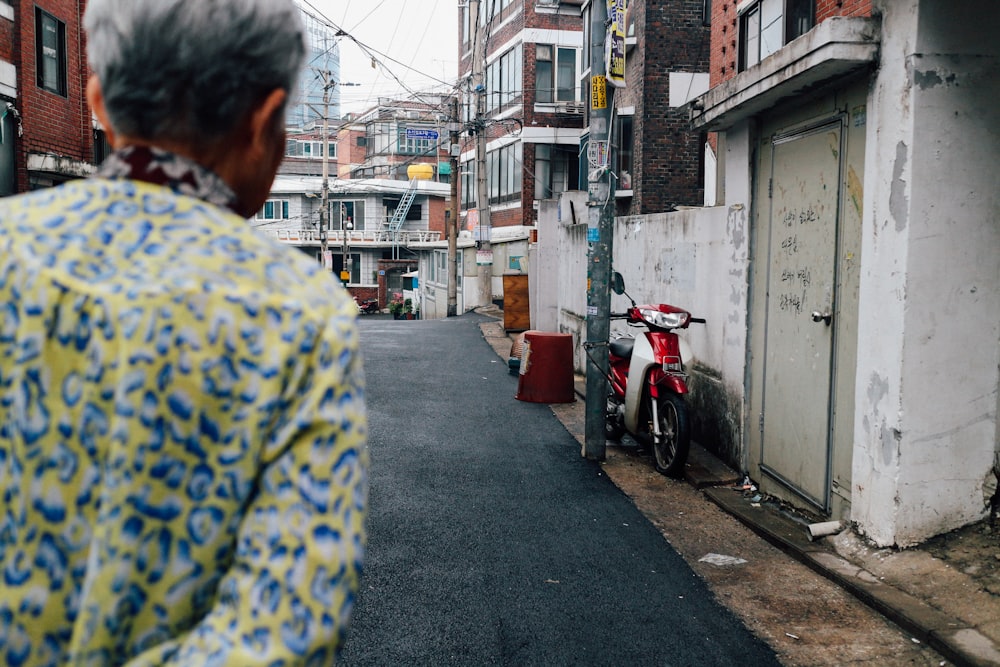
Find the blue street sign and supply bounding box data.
[405,128,439,140]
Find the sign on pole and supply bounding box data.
[591,75,608,110]
[606,0,627,88]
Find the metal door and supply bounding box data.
[759,121,843,510]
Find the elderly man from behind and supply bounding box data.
[0,0,368,665]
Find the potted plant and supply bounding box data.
[403,298,414,320]
[389,294,404,319]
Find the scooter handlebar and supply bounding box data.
[689,317,707,324]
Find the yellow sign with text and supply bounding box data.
[591,75,607,110]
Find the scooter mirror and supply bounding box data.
[610,272,626,295]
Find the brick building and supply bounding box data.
[0,0,95,196]
[458,0,586,236]
[690,0,999,546]
[600,0,711,215]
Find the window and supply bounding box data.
[397,125,436,156]
[257,199,289,220]
[330,252,361,284]
[36,9,67,96]
[332,200,365,231]
[615,115,634,191]
[94,129,112,166]
[534,145,578,200]
[486,46,522,112]
[285,140,336,159]
[739,0,813,70]
[487,143,522,205]
[536,45,577,103]
[366,122,392,157]
[461,159,476,209]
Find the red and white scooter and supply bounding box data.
[596,272,705,477]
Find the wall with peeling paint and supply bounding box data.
[853,0,1000,546]
[534,193,751,466]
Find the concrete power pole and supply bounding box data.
[583,0,615,460]
[318,69,333,276]
[448,95,460,317]
[471,0,492,308]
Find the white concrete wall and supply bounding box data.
[539,189,751,462]
[530,200,563,332]
[853,0,1000,546]
[555,193,590,372]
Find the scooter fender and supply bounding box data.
[623,334,656,434]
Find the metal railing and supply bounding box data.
[262,228,442,245]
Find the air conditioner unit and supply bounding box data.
[407,111,420,120]
[554,102,584,115]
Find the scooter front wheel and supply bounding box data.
[652,393,690,478]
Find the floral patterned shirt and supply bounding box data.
[0,148,368,666]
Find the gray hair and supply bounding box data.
[85,0,306,144]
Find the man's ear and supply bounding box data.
[248,88,288,159]
[86,76,118,148]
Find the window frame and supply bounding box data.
[615,113,634,192]
[486,45,523,113]
[738,0,814,71]
[536,44,578,104]
[487,142,522,205]
[534,144,578,201]
[396,125,436,156]
[285,139,337,159]
[35,8,67,96]
[331,199,366,231]
[256,199,290,221]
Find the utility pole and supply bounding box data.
[318,69,333,276]
[583,0,615,460]
[448,95,460,317]
[471,0,492,308]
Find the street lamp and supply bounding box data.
[340,217,353,286]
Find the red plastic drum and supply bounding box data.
[514,331,575,403]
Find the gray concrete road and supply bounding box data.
[339,314,779,666]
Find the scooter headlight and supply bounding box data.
[639,308,689,329]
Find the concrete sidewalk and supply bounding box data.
[480,319,1000,667]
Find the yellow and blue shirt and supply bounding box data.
[0,148,368,665]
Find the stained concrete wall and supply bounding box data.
[611,206,750,462]
[535,190,751,464]
[853,0,1000,546]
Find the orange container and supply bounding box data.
[515,331,575,403]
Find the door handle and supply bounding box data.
[811,310,833,326]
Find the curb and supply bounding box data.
[702,486,1000,667]
[572,364,1000,667]
[485,320,1000,666]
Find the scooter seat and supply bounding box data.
[609,337,634,359]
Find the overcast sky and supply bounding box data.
[296,0,460,114]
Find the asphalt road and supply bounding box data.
[339,313,779,666]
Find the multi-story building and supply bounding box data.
[458,0,586,239]
[346,96,454,183]
[689,0,999,546]
[287,7,340,130]
[592,0,711,215]
[1,0,95,196]
[265,96,458,309]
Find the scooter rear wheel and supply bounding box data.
[652,393,690,478]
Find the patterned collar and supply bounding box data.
[95,145,242,215]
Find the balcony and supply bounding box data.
[690,17,880,132]
[261,228,443,246]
